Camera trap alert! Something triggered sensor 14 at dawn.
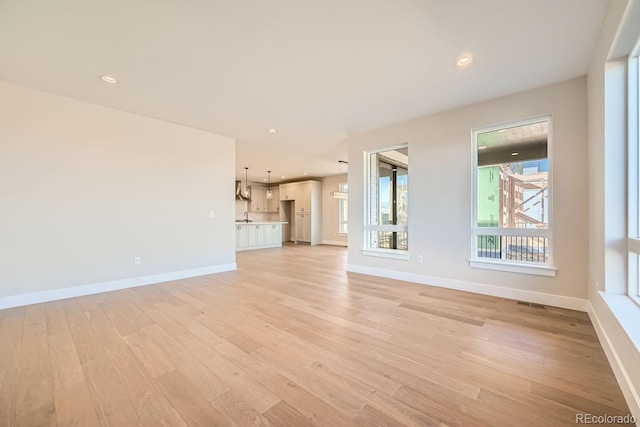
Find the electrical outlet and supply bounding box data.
[209,210,215,218]
[417,255,423,263]
[134,257,141,265]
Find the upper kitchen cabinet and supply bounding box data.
[294,181,313,212]
[250,186,280,213]
[279,180,320,212]
[266,187,279,213]
[249,187,266,212]
[279,182,297,201]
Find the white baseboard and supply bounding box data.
[0,263,237,310]
[587,299,640,421]
[345,263,588,311]
[322,240,348,247]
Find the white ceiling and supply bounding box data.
[0,0,607,184]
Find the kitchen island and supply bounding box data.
[235,221,287,251]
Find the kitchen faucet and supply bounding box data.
[244,211,249,222]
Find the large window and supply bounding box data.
[364,145,408,258]
[471,117,555,276]
[338,183,348,234]
[628,48,640,303]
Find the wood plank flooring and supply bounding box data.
[0,244,633,426]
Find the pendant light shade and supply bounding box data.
[244,167,249,196]
[266,170,273,199]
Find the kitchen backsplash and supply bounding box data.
[235,200,279,222]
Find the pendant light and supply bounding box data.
[266,171,273,199]
[244,167,249,196]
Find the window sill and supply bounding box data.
[337,233,347,237]
[361,248,410,261]
[599,292,640,352]
[469,259,557,277]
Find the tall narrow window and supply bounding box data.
[471,117,555,276]
[338,183,348,234]
[364,145,409,258]
[628,48,640,303]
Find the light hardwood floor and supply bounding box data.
[0,244,633,426]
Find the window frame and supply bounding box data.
[470,115,557,277]
[362,144,410,260]
[628,46,640,305]
[338,182,348,235]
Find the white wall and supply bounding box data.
[346,77,588,308]
[322,174,348,246]
[0,81,236,307]
[586,0,640,419]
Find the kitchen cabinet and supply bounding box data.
[279,182,298,201]
[295,212,312,243]
[250,187,266,212]
[246,224,266,247]
[236,225,248,249]
[279,180,321,245]
[279,181,319,211]
[268,223,281,244]
[235,222,285,251]
[295,182,312,213]
[266,187,279,213]
[251,187,280,213]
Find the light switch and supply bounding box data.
[209,211,215,218]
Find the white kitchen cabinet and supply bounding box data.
[266,187,279,212]
[246,224,259,246]
[251,186,279,212]
[295,181,320,244]
[295,182,312,213]
[279,182,298,201]
[257,224,267,246]
[295,212,311,243]
[279,183,288,200]
[280,180,322,245]
[235,222,284,251]
[236,225,248,249]
[246,223,266,248]
[250,187,266,212]
[268,223,281,244]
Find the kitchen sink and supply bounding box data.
[235,219,253,223]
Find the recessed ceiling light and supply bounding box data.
[268,128,277,133]
[511,152,519,156]
[281,176,286,179]
[303,172,307,175]
[456,55,473,67]
[478,145,488,150]
[100,74,118,84]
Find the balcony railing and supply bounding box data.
[370,230,408,251]
[476,234,548,264]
